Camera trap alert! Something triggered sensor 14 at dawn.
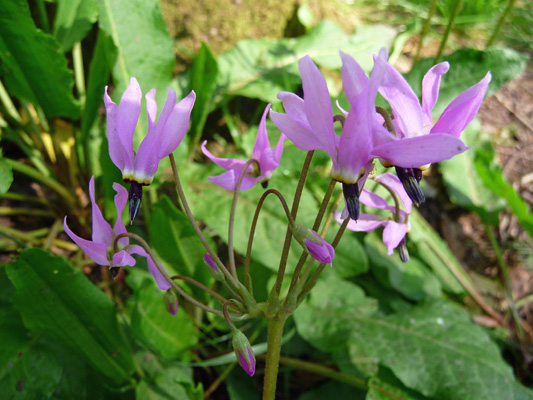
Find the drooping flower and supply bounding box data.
[104,77,196,221]
[201,104,285,191]
[270,50,389,220]
[292,224,335,266]
[336,173,412,262]
[232,329,256,376]
[163,289,179,315]
[64,176,171,290]
[371,58,491,205]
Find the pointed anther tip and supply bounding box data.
[395,167,425,207]
[342,182,360,221]
[398,237,410,263]
[128,182,143,223]
[109,267,120,278]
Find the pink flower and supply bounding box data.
[304,230,335,265]
[64,176,171,290]
[202,104,285,191]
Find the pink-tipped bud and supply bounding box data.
[232,329,255,376]
[292,224,335,266]
[203,253,225,281]
[163,289,179,315]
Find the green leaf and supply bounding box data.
[188,42,218,148]
[136,365,203,400]
[148,196,214,298]
[0,149,13,195]
[95,0,174,97]
[6,249,134,384]
[440,120,506,219]
[407,210,465,295]
[215,21,396,103]
[226,367,260,400]
[328,225,368,279]
[53,0,99,51]
[294,275,377,353]
[351,300,533,400]
[0,0,80,119]
[127,271,198,359]
[474,144,533,238]
[365,233,442,301]
[406,48,528,115]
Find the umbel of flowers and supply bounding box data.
[64,48,490,400]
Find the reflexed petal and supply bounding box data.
[422,62,449,120]
[104,87,131,173]
[201,141,248,170]
[379,60,424,138]
[112,250,136,267]
[382,221,409,255]
[145,89,157,131]
[129,245,171,290]
[112,182,129,247]
[339,212,388,233]
[208,170,259,191]
[158,90,196,158]
[63,216,110,266]
[431,72,491,138]
[270,111,325,152]
[252,104,272,161]
[88,176,113,246]
[359,188,394,212]
[299,56,337,157]
[375,173,413,213]
[116,77,141,168]
[277,92,307,123]
[133,129,161,183]
[155,88,178,134]
[372,133,469,167]
[340,50,369,104]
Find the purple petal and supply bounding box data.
[208,170,259,191]
[382,221,409,255]
[270,110,325,152]
[238,348,256,376]
[133,128,161,184]
[378,60,423,138]
[201,141,248,171]
[168,301,178,315]
[338,212,388,233]
[359,188,394,212]
[112,250,136,267]
[375,173,413,213]
[304,231,335,264]
[112,182,129,247]
[145,89,157,132]
[276,91,307,123]
[63,216,109,266]
[421,62,449,121]
[299,56,337,157]
[104,87,132,173]
[431,72,491,138]
[116,77,142,170]
[129,245,171,290]
[372,133,469,167]
[340,50,369,104]
[88,176,113,246]
[252,104,272,161]
[158,90,196,158]
[203,254,218,272]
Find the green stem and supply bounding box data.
[35,0,50,32]
[228,159,261,280]
[271,151,314,297]
[262,315,287,400]
[374,179,402,223]
[171,275,230,305]
[414,0,439,64]
[434,0,463,65]
[486,0,515,48]
[375,106,397,138]
[168,154,241,290]
[73,42,86,109]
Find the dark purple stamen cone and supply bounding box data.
[395,167,425,207]
[342,182,360,221]
[398,237,410,263]
[109,267,120,278]
[261,181,268,189]
[128,182,143,223]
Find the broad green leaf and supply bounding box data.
[294,275,377,353]
[365,233,442,301]
[474,144,533,238]
[0,149,13,195]
[0,0,80,119]
[408,210,465,295]
[53,0,99,51]
[188,42,219,149]
[298,381,366,400]
[6,248,134,384]
[406,48,528,115]
[351,300,533,400]
[80,30,115,142]
[136,365,203,400]
[227,367,260,400]
[188,165,317,272]
[148,195,214,298]
[215,21,396,103]
[127,271,198,359]
[95,0,174,97]
[440,120,506,219]
[328,224,368,279]
[366,372,430,400]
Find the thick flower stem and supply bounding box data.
[262,314,288,400]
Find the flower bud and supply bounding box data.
[163,289,179,315]
[203,254,225,281]
[232,329,255,376]
[292,224,335,266]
